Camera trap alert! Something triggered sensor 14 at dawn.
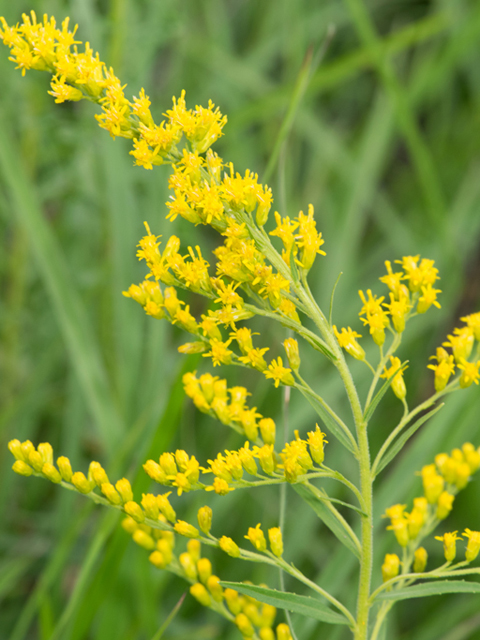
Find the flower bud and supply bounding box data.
[37,443,54,466]
[156,494,176,523]
[190,583,211,607]
[197,558,212,584]
[12,460,33,476]
[187,539,201,563]
[381,553,400,582]
[28,451,44,472]
[8,439,24,461]
[133,529,156,550]
[219,536,240,557]
[71,472,93,494]
[436,491,454,520]
[413,547,428,572]
[463,529,480,562]
[42,463,62,483]
[224,588,242,615]
[89,461,109,487]
[124,501,145,523]
[245,523,267,552]
[207,575,223,602]
[268,527,283,557]
[235,613,254,637]
[143,460,167,484]
[116,478,134,504]
[141,493,160,520]
[174,520,199,538]
[56,456,73,482]
[149,550,167,569]
[276,623,293,640]
[197,506,213,534]
[101,483,122,505]
[283,338,300,371]
[259,418,276,445]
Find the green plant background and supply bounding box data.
[1,0,480,638]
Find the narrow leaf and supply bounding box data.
[219,582,349,626]
[293,484,361,559]
[377,580,480,601]
[363,361,408,422]
[329,272,343,327]
[297,387,357,454]
[374,403,443,476]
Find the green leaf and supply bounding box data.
[293,484,361,559]
[377,580,480,601]
[363,361,408,422]
[373,403,444,476]
[297,387,357,454]
[289,250,301,286]
[329,272,343,327]
[219,582,350,626]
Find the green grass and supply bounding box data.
[1,1,480,638]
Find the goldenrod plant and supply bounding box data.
[3,11,480,640]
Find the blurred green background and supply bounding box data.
[1,0,480,638]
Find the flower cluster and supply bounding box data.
[428,313,480,392]
[382,442,480,581]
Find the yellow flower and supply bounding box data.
[333,326,365,360]
[435,531,460,562]
[245,523,267,552]
[264,357,295,387]
[463,529,480,562]
[380,356,407,400]
[381,553,400,582]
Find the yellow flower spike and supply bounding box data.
[381,356,407,400]
[124,501,145,523]
[260,604,276,629]
[268,527,283,557]
[454,462,471,490]
[413,547,428,572]
[238,442,258,476]
[461,312,480,340]
[57,456,73,482]
[132,529,156,550]
[422,468,444,504]
[156,539,174,565]
[28,450,45,473]
[156,494,176,523]
[381,553,400,582]
[207,575,224,602]
[283,337,300,371]
[435,531,460,562]
[101,482,122,505]
[219,536,241,557]
[12,460,33,477]
[436,491,455,520]
[462,443,480,473]
[333,326,365,361]
[115,478,134,503]
[383,291,411,333]
[71,471,93,494]
[235,612,255,638]
[141,494,160,520]
[457,359,480,388]
[259,418,276,446]
[240,407,260,441]
[245,523,267,552]
[259,629,275,640]
[224,588,243,614]
[463,529,480,562]
[276,623,294,640]
[149,550,167,569]
[88,461,109,487]
[243,602,262,627]
[443,326,475,363]
[42,463,62,484]
[37,442,54,466]
[307,425,328,465]
[179,552,198,580]
[159,452,177,477]
[197,558,212,584]
[143,460,168,484]
[197,506,212,534]
[174,520,199,538]
[417,283,442,314]
[264,357,295,388]
[190,583,211,607]
[8,439,25,461]
[386,518,409,547]
[187,539,201,563]
[256,444,276,475]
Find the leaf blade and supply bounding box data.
[377,579,480,601]
[219,582,350,625]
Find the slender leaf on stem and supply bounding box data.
[376,580,480,601]
[296,385,358,454]
[149,593,186,640]
[372,403,444,477]
[293,484,361,559]
[219,582,350,626]
[329,271,343,328]
[363,362,408,422]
